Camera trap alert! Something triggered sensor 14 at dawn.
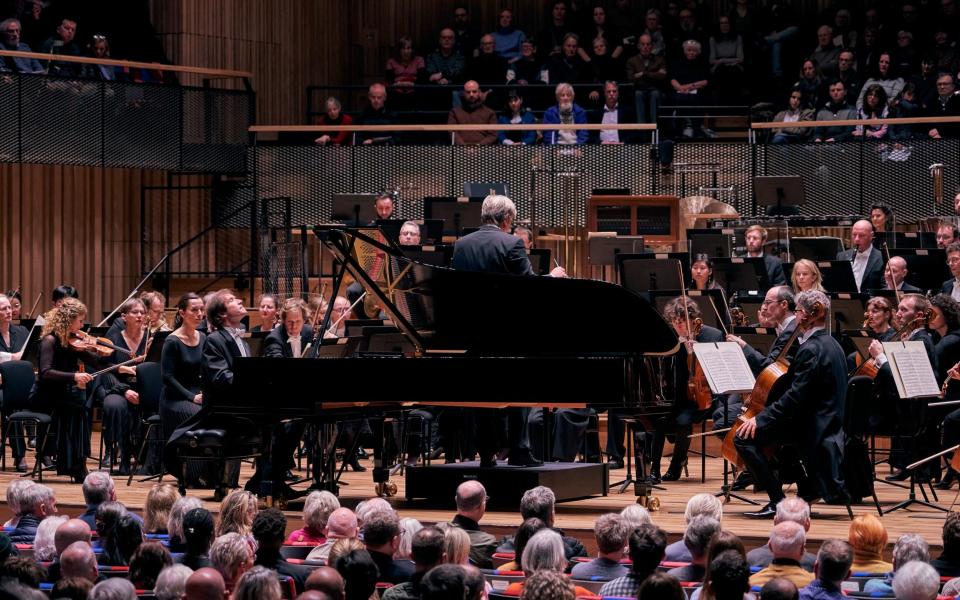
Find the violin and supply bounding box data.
[69,330,132,357]
[686,318,713,411]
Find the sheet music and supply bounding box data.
[693,342,757,395]
[883,341,941,399]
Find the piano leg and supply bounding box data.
[634,429,655,505]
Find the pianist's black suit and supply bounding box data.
[260,325,313,480]
[734,328,849,505]
[451,223,535,464]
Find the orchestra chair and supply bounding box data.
[0,360,55,481]
[126,362,166,486]
[844,374,898,484]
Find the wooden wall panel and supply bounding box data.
[0,164,212,323]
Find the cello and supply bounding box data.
[721,301,825,469]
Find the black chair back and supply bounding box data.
[135,362,163,415]
[0,360,36,412]
[844,375,877,437]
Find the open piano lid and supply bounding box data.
[314,226,679,357]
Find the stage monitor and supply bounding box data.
[331,193,379,225]
[424,197,483,237]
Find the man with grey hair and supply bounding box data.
[664,493,722,561]
[542,82,588,145]
[80,471,114,529]
[0,18,43,73]
[155,564,195,600]
[451,480,497,568]
[750,522,814,588]
[89,578,137,600]
[667,516,721,582]
[450,194,564,467]
[8,484,57,543]
[499,486,586,559]
[209,532,254,592]
[893,561,941,600]
[864,534,929,595]
[800,540,852,600]
[571,513,629,580]
[738,289,849,517]
[747,498,816,571]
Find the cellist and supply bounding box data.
[652,296,724,483]
[735,290,850,518]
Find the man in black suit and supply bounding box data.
[736,290,849,517]
[450,194,564,467]
[653,296,725,482]
[942,243,960,302]
[589,81,637,144]
[744,225,786,289]
[883,256,922,293]
[836,220,884,293]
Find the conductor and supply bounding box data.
[451,194,565,467]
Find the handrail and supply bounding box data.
[751,115,960,130]
[0,49,252,81]
[250,123,657,133]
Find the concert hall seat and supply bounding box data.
[279,544,318,560]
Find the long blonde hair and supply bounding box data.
[41,297,87,346]
[216,490,258,538]
[791,259,826,293]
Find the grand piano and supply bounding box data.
[169,226,679,504]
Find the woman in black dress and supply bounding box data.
[160,292,206,485]
[100,298,148,474]
[36,297,100,482]
[0,293,31,471]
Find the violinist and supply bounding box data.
[35,298,102,482]
[864,297,895,340]
[4,289,22,320]
[736,290,850,518]
[0,293,30,472]
[869,293,938,482]
[34,284,80,327]
[141,291,171,334]
[928,295,960,489]
[97,298,148,474]
[251,293,280,333]
[652,296,724,482]
[791,259,826,294]
[690,254,721,291]
[262,298,313,358]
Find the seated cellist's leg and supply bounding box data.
[734,425,785,507]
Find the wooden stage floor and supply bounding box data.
[1,432,955,554]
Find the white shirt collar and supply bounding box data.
[776,314,796,336]
[798,325,825,345]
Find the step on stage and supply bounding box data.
[405,461,609,507]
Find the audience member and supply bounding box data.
[546,33,589,86]
[251,508,311,593]
[396,517,423,561]
[426,28,465,87]
[810,26,840,78]
[927,74,960,140]
[39,18,81,77]
[382,526,445,600]
[760,578,799,600]
[497,88,537,145]
[420,564,467,600]
[176,508,214,570]
[183,567,227,600]
[854,84,890,139]
[498,518,547,572]
[154,564,194,600]
[857,52,904,110]
[591,81,636,144]
[0,555,45,587]
[620,504,653,530]
[537,1,571,60]
[449,4,479,59]
[771,89,814,144]
[932,511,960,576]
[81,472,141,531]
[306,507,359,562]
[795,59,826,110]
[492,9,525,64]
[814,80,856,142]
[33,515,68,561]
[448,80,497,145]
[167,496,204,552]
[505,529,593,596]
[693,530,748,600]
[799,540,852,600]
[543,83,588,144]
[570,513,629,580]
[357,83,397,146]
[59,541,99,583]
[360,508,414,584]
[144,483,179,535]
[599,523,668,597]
[747,498,817,571]
[51,577,94,600]
[893,561,942,600]
[627,34,668,124]
[232,565,282,600]
[836,50,861,105]
[9,484,57,543]
[315,97,353,146]
[499,486,586,560]
[749,522,814,588]
[667,516,721,582]
[468,34,508,86]
[305,566,346,598]
[706,549,751,600]
[129,541,173,589]
[328,538,367,571]
[450,480,497,568]
[848,514,893,573]
[521,569,576,600]
[0,18,43,73]
[208,532,254,592]
[89,578,137,600]
[50,518,93,581]
[638,572,686,600]
[511,38,542,85]
[864,533,929,595]
[443,524,472,565]
[666,494,724,561]
[216,490,257,538]
[3,480,35,528]
[334,548,379,600]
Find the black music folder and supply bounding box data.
[828,293,869,332]
[588,236,645,266]
[527,248,552,275]
[618,256,685,294]
[711,257,771,294]
[890,248,950,293]
[331,193,379,225]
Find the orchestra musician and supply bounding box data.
[323,296,352,339]
[869,293,938,481]
[928,295,960,489]
[883,256,921,293]
[4,290,22,320]
[837,220,885,293]
[652,296,723,482]
[252,293,280,333]
[160,293,208,487]
[690,254,721,291]
[141,291,171,334]
[449,194,564,468]
[743,225,786,288]
[936,223,959,250]
[34,285,80,327]
[35,297,100,482]
[0,292,30,471]
[941,243,960,302]
[870,204,893,233]
[864,297,896,340]
[398,221,422,246]
[791,259,826,294]
[99,298,148,475]
[735,290,850,518]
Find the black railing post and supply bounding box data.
[250,197,260,307]
[300,224,308,300]
[857,136,865,216]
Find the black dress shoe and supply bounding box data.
[608,458,625,470]
[428,447,444,460]
[347,459,367,472]
[936,469,958,490]
[744,503,778,519]
[661,470,682,482]
[648,472,662,485]
[507,450,543,467]
[886,469,911,481]
[730,472,754,491]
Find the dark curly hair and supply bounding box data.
[930,294,960,333]
[252,507,287,546]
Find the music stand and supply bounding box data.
[527,248,552,275]
[244,331,270,358]
[463,182,509,198]
[420,219,444,244]
[362,329,414,354]
[330,193,379,225]
[18,322,43,368]
[424,197,483,237]
[890,248,949,293]
[617,256,685,295]
[711,257,770,294]
[588,236,645,266]
[733,327,776,356]
[789,237,845,262]
[754,175,805,216]
[689,232,733,258]
[827,293,869,333]
[844,330,875,362]
[145,331,171,362]
[401,245,454,268]
[375,219,406,245]
[732,293,764,325]
[896,232,938,249]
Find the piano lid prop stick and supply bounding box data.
[328,292,367,333]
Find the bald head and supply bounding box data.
[324,508,358,539]
[305,566,345,600]
[298,592,334,600]
[851,220,875,252]
[185,567,226,600]
[55,519,92,555]
[60,541,98,583]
